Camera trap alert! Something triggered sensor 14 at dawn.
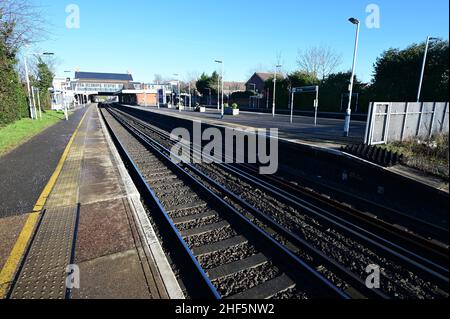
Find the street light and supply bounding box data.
[343,17,361,137]
[272,64,282,117]
[205,88,212,106]
[62,70,71,120]
[417,36,438,102]
[215,60,224,118]
[173,74,180,111]
[248,83,257,108]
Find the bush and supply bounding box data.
[232,103,238,109]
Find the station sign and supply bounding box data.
[291,86,319,93]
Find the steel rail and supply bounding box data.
[110,106,449,291]
[100,107,221,299]
[105,106,350,299]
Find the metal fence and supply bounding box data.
[364,102,449,145]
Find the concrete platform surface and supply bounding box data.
[1,105,182,299]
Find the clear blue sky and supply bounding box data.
[34,0,449,83]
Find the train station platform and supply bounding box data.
[125,105,367,149]
[122,104,448,192]
[0,105,182,299]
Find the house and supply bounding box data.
[245,72,273,95]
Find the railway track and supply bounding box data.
[100,107,348,299]
[101,105,449,299]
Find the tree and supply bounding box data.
[0,0,47,51]
[320,72,368,112]
[195,71,219,96]
[153,74,163,84]
[297,45,343,81]
[371,39,449,101]
[35,57,54,110]
[0,14,28,124]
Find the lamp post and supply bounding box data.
[343,17,361,137]
[417,36,437,102]
[215,60,224,118]
[173,74,180,111]
[23,54,35,119]
[272,64,281,117]
[62,70,71,120]
[188,81,192,108]
[36,87,42,119]
[248,83,256,108]
[205,88,211,106]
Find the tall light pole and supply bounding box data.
[205,88,211,106]
[188,81,192,108]
[63,71,71,120]
[23,54,34,119]
[248,83,256,108]
[36,87,42,119]
[215,60,224,118]
[173,73,180,111]
[272,64,281,117]
[417,36,437,102]
[343,17,361,137]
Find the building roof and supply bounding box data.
[75,72,133,82]
[254,72,273,81]
[224,81,246,92]
[245,72,274,85]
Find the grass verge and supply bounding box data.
[380,134,449,180]
[0,111,70,156]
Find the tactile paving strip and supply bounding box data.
[10,206,78,299]
[9,107,91,299]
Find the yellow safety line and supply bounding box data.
[0,109,89,298]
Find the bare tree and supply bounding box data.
[153,74,163,84]
[297,45,343,80]
[0,0,48,52]
[246,63,269,80]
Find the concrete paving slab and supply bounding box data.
[0,215,28,270]
[75,198,136,263]
[72,250,152,299]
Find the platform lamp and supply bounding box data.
[272,64,282,117]
[173,74,180,111]
[215,60,224,118]
[417,36,438,102]
[343,17,361,137]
